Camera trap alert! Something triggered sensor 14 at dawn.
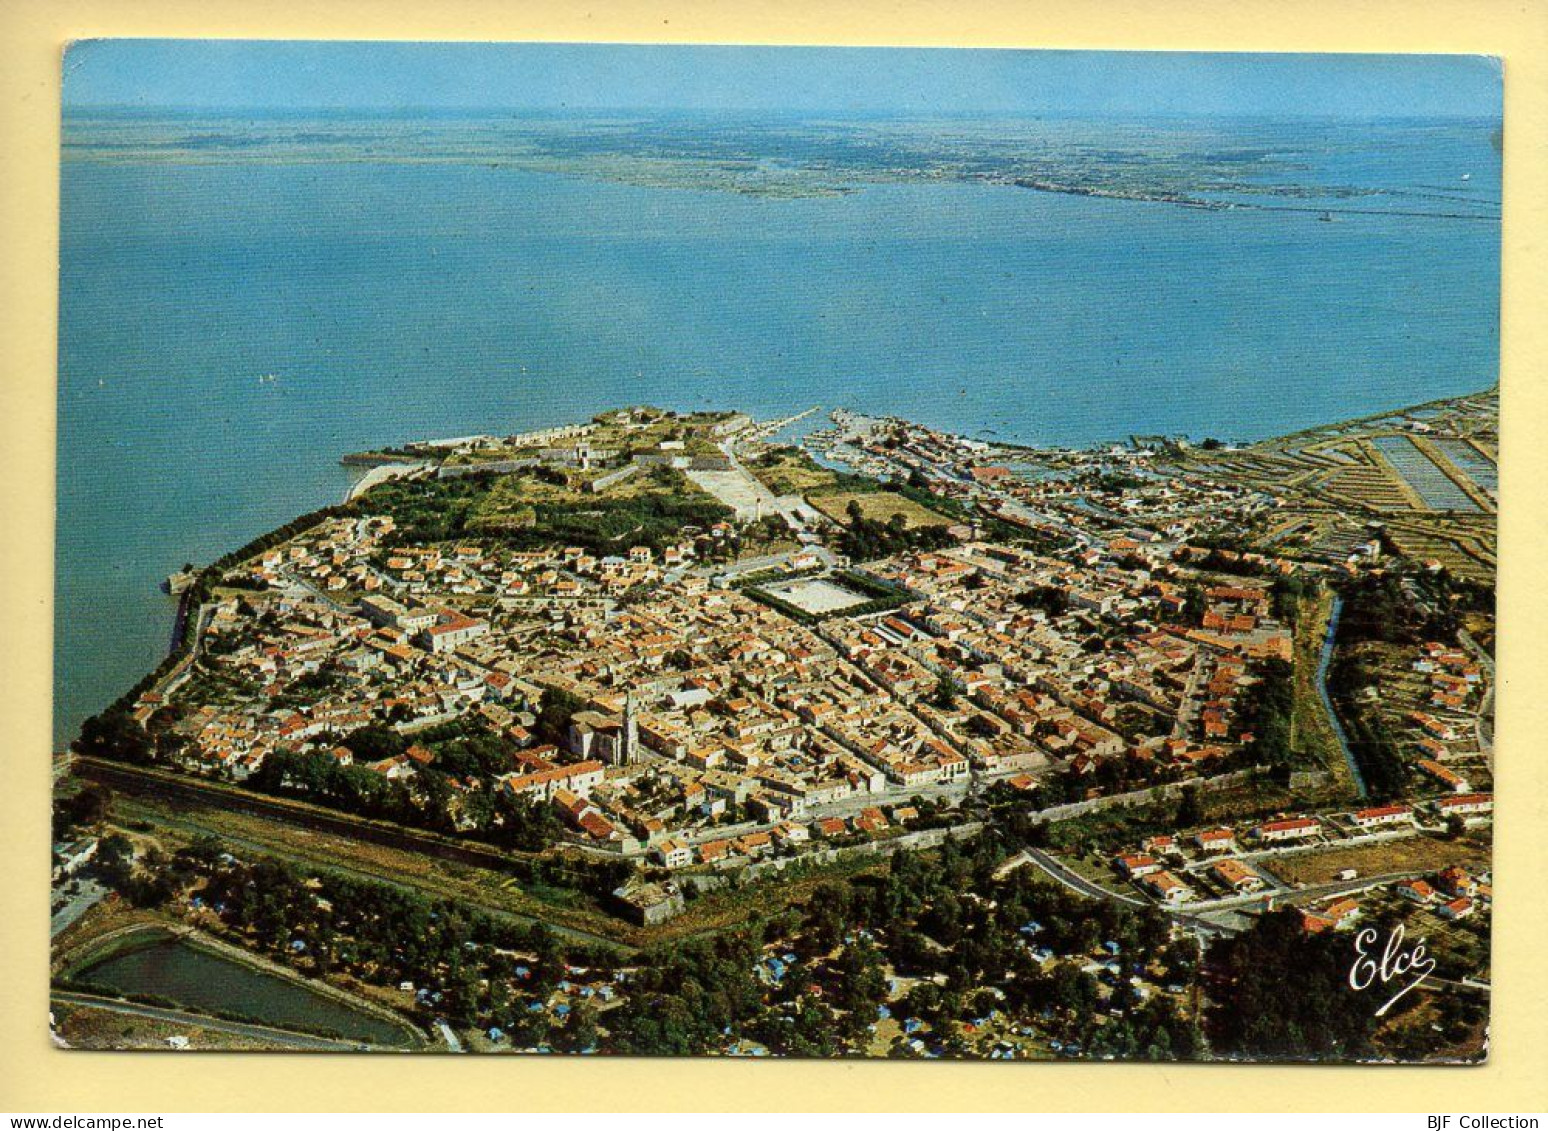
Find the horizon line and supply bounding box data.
[61,103,1504,122]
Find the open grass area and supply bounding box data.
[811,490,952,530]
[746,448,872,498]
[104,792,900,954]
[359,463,731,553]
[441,409,735,466]
[51,999,281,1052]
[1058,852,1146,898]
[1259,832,1488,887]
[474,465,716,521]
[647,854,894,945]
[109,795,640,951]
[1372,994,1488,1064]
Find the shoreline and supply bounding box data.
[53,385,1498,755]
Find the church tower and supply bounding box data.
[622,690,640,765]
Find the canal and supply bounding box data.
[1316,594,1369,801]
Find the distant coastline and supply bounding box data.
[53,112,1501,748]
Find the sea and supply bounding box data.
[54,112,1501,747]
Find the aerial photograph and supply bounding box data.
[50,41,1499,1063]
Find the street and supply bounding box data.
[50,990,399,1051]
[50,878,109,939]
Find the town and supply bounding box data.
[52,395,1495,1062]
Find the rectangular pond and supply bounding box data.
[70,932,419,1048]
[1372,435,1482,513]
[1429,437,1498,497]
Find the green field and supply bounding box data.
[811,490,952,530]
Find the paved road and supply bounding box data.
[278,567,355,616]
[1022,848,1144,906]
[51,990,393,1051]
[434,1019,466,1052]
[686,439,798,526]
[1457,628,1495,679]
[1171,654,1207,740]
[1021,848,1240,938]
[1427,976,1490,996]
[50,879,109,939]
[1019,848,1428,938]
[688,545,838,584]
[1457,628,1495,763]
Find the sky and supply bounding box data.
[62,40,1502,119]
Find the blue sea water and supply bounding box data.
[54,115,1500,746]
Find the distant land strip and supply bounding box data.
[1008,180,1499,221]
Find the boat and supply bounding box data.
[1317,210,1335,222]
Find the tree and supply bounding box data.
[491,790,562,852]
[557,1000,600,1053]
[1174,787,1206,831]
[929,674,961,710]
[75,708,153,765]
[1016,584,1070,617]
[1206,908,1377,1060]
[93,833,136,889]
[1182,584,1207,625]
[832,939,888,1043]
[505,1004,551,1048]
[53,785,110,838]
[536,688,585,747]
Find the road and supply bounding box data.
[50,879,109,938]
[684,545,838,585]
[1171,654,1207,740]
[1021,848,1143,905]
[278,567,355,616]
[1020,847,1239,938]
[1018,848,1428,938]
[686,435,806,527]
[1457,627,1494,679]
[50,990,397,1051]
[1427,976,1490,997]
[435,1019,466,1052]
[1457,627,1495,764]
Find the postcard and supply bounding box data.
[49,40,1499,1065]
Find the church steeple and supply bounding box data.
[622,690,639,765]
